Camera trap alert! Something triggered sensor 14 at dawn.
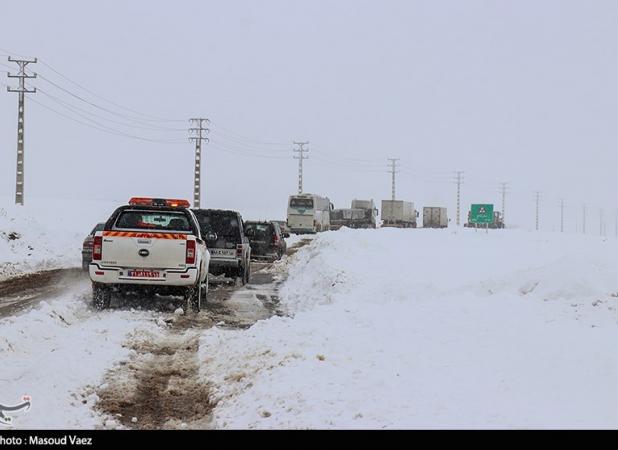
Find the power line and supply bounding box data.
[32,85,186,133]
[6,56,37,206]
[36,58,185,123]
[35,72,187,130]
[24,93,186,144]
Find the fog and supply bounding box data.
[1,0,617,231]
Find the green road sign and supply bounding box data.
[470,204,494,224]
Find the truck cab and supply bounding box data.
[89,197,210,313]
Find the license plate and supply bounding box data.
[210,249,235,257]
[127,270,160,278]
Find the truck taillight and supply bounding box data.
[272,233,279,245]
[93,236,103,261]
[186,240,196,265]
[236,244,243,257]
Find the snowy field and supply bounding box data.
[199,228,618,429]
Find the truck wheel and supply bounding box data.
[92,283,111,310]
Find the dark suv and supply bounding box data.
[244,221,287,261]
[192,209,251,284]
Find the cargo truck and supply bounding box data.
[381,200,418,228]
[331,199,378,230]
[423,207,448,228]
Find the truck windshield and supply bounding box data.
[290,198,314,208]
[115,210,191,232]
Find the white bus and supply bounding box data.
[287,193,333,234]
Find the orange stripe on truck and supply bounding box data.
[102,231,187,240]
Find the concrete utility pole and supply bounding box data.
[500,182,508,227]
[582,203,587,235]
[453,171,464,226]
[7,56,37,206]
[534,191,541,231]
[293,141,309,194]
[188,118,209,208]
[387,158,400,201]
[559,199,565,233]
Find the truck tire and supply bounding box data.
[92,283,111,310]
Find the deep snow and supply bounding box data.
[198,228,618,429]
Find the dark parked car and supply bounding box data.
[81,223,106,270]
[244,221,287,261]
[192,209,251,285]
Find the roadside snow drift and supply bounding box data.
[0,198,118,280]
[199,228,618,429]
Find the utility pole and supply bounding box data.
[7,56,37,206]
[534,191,541,231]
[293,141,309,194]
[454,171,464,226]
[188,118,209,208]
[559,199,565,233]
[387,158,400,201]
[582,203,587,235]
[500,182,508,227]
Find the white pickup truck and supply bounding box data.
[88,197,211,313]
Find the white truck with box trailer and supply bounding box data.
[381,200,418,228]
[422,207,448,228]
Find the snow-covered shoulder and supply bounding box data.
[0,198,118,280]
[198,228,618,429]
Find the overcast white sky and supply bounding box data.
[1,0,618,231]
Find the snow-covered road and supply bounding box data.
[0,239,309,429]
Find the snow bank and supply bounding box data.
[0,197,119,280]
[198,228,618,429]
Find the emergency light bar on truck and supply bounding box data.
[128,197,191,208]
